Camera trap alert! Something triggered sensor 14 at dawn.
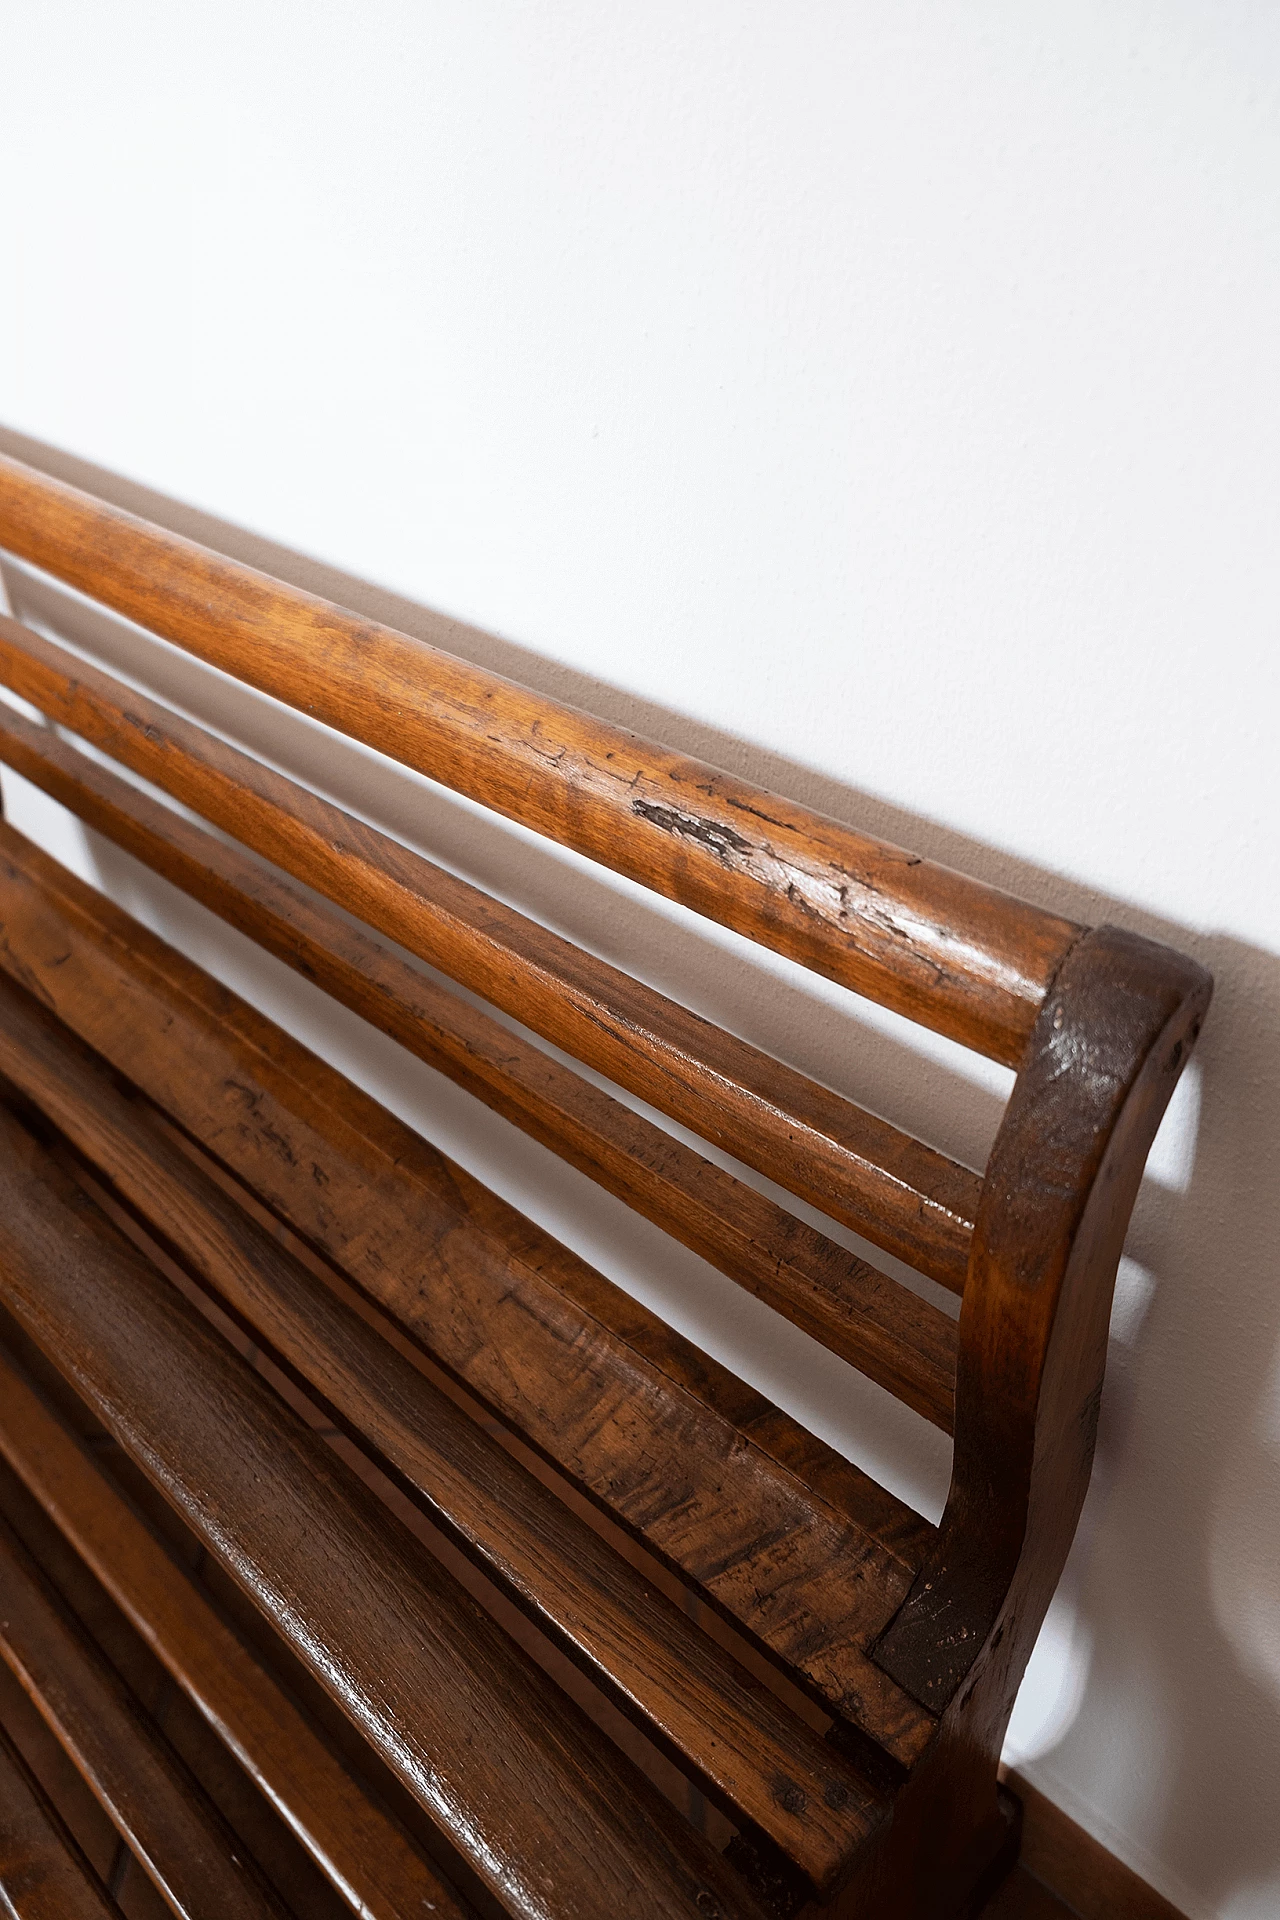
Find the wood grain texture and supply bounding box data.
[0,680,962,1426]
[0,1350,473,1920]
[0,614,979,1298]
[0,452,1080,1064]
[796,931,1212,1919]
[0,1514,285,1920]
[0,1724,121,1918]
[0,819,938,1759]
[0,454,1218,1920]
[874,927,1212,1713]
[0,976,887,1897]
[0,1103,770,1920]
[0,1659,122,1892]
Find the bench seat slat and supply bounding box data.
[0,454,1082,1065]
[0,1105,770,1920]
[0,978,887,1894]
[0,823,937,1758]
[0,1725,120,1919]
[0,691,962,1423]
[0,1351,473,1920]
[0,1517,284,1920]
[0,617,978,1297]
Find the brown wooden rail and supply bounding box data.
[0,615,979,1297]
[0,1102,771,1920]
[0,824,937,1751]
[0,981,886,1892]
[0,1723,121,1919]
[0,1350,468,1920]
[0,702,960,1427]
[0,452,1080,1065]
[0,1514,286,1920]
[0,450,1212,1920]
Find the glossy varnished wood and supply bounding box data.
[0,1514,285,1920]
[0,1103,770,1920]
[0,683,962,1427]
[0,976,887,1896]
[874,927,1212,1712]
[806,930,1211,1919]
[0,1349,473,1920]
[0,820,938,1758]
[0,615,978,1298]
[0,1724,120,1918]
[0,453,1080,1064]
[0,454,1214,1920]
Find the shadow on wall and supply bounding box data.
[0,426,1277,1919]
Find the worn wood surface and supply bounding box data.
[800,930,1213,1920]
[0,687,963,1425]
[0,1723,121,1918]
[0,452,1080,1064]
[0,975,888,1896]
[0,451,1215,1919]
[0,1435,372,1920]
[0,1514,285,1920]
[0,820,938,1760]
[0,1103,770,1920]
[875,927,1212,1713]
[0,615,979,1298]
[0,1348,472,1920]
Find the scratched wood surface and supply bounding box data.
[0,1102,770,1920]
[0,452,1080,1064]
[0,682,962,1427]
[0,1348,472,1920]
[0,974,887,1896]
[0,614,979,1298]
[0,1514,287,1920]
[0,452,1212,1919]
[0,821,938,1762]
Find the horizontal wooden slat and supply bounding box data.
[0,820,939,1756]
[0,687,963,1424]
[0,615,978,1296]
[0,1103,769,1920]
[0,977,887,1896]
[0,1724,120,1919]
[0,1350,473,1920]
[0,453,1081,1064]
[0,1515,284,1920]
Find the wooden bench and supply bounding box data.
[0,451,1211,1920]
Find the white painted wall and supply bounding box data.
[2,6,1278,1914]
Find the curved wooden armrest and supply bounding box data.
[876,925,1212,1711]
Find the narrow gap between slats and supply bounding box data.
[0,1337,478,1920]
[132,1112,844,1740]
[0,1025,896,1892]
[0,1505,290,1920]
[0,1719,123,1917]
[0,826,939,1746]
[0,687,965,1437]
[0,1110,774,1920]
[0,616,981,1297]
[0,456,1082,1065]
